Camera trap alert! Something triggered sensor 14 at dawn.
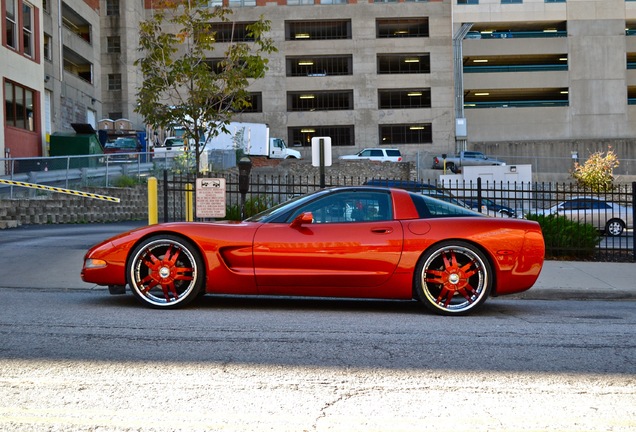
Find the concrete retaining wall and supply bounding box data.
[0,187,149,228]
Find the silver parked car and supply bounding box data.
[536,196,633,236]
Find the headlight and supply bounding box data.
[84,258,107,269]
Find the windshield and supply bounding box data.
[246,192,327,222]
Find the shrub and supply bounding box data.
[527,214,600,259]
[225,195,272,221]
[571,147,619,192]
[112,175,142,188]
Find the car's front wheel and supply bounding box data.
[605,218,625,237]
[127,235,205,308]
[414,241,492,315]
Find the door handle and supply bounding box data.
[371,227,394,234]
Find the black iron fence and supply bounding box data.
[163,171,636,262]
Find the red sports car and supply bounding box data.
[81,186,545,315]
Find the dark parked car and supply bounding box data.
[464,198,518,218]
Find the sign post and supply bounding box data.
[311,137,332,188]
[195,178,227,219]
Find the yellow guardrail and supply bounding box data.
[0,179,120,203]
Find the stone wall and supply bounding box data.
[0,186,148,228]
[248,157,413,180]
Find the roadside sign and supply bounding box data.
[311,137,332,167]
[196,178,226,218]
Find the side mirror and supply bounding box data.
[290,212,314,229]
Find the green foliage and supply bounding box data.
[224,195,272,221]
[172,153,197,174]
[112,175,142,188]
[527,214,600,259]
[135,0,277,173]
[571,147,620,192]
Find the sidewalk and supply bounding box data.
[517,260,636,300]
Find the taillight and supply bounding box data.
[398,157,402,161]
[434,157,439,164]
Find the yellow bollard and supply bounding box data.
[148,177,158,225]
[185,183,194,222]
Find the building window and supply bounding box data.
[108,74,122,91]
[43,33,52,60]
[545,0,565,2]
[457,0,479,4]
[4,79,36,132]
[501,0,522,3]
[5,0,18,50]
[463,54,568,73]
[378,89,431,109]
[376,18,429,38]
[379,124,432,145]
[463,88,569,108]
[289,125,354,147]
[42,0,49,12]
[3,0,39,59]
[242,93,262,113]
[106,0,119,16]
[286,20,352,40]
[107,36,121,53]
[63,47,93,83]
[320,0,347,4]
[22,2,33,57]
[377,54,430,74]
[203,22,256,42]
[287,0,314,5]
[288,91,353,111]
[228,0,256,6]
[286,55,352,77]
[62,4,92,44]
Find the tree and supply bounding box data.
[571,146,620,192]
[135,0,276,173]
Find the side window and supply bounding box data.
[370,149,383,157]
[290,191,393,223]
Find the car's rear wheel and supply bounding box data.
[605,218,625,237]
[127,235,204,308]
[415,241,492,315]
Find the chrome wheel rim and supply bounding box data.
[129,239,198,307]
[421,245,488,314]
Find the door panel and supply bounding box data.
[253,221,403,293]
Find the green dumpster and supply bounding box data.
[49,124,104,169]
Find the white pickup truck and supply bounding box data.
[152,137,187,164]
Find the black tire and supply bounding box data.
[127,235,205,309]
[414,241,492,315]
[605,219,625,237]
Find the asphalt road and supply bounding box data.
[1,290,636,431]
